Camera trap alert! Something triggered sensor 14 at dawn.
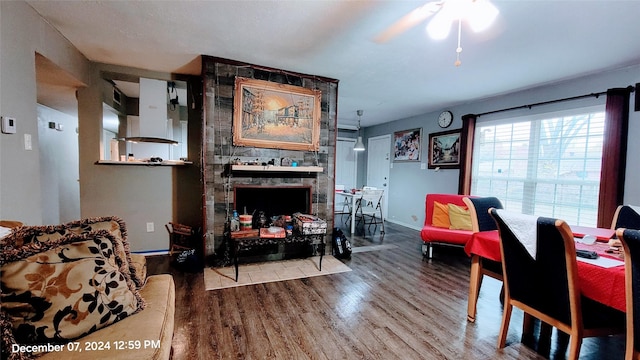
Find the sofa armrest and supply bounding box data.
[130,254,147,284]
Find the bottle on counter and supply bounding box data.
[230,210,240,232]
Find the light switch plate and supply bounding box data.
[24,134,32,150]
[1,116,16,134]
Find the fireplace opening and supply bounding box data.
[233,185,312,220]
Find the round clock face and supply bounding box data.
[438,111,453,128]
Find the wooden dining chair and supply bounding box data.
[490,209,624,360]
[611,205,640,230]
[462,196,503,323]
[616,228,640,360]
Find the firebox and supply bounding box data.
[233,185,312,219]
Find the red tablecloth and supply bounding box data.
[571,225,615,241]
[464,228,626,312]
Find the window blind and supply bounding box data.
[471,106,605,227]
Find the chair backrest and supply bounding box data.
[360,189,383,206]
[616,228,640,356]
[463,196,503,232]
[489,208,578,327]
[611,205,640,230]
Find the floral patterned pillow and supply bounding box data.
[0,230,144,355]
[0,217,145,288]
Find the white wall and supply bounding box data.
[37,105,80,224]
[0,1,90,224]
[364,64,640,230]
[0,3,179,252]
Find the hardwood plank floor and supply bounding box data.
[146,219,625,359]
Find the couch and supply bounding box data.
[420,194,474,258]
[0,217,175,360]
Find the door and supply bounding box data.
[335,138,357,191]
[366,134,391,219]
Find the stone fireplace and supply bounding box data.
[202,56,339,261]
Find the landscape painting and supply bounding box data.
[428,129,461,169]
[233,77,321,151]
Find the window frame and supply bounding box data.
[470,105,605,227]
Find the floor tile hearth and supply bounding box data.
[203,255,351,290]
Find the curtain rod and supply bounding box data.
[476,85,635,118]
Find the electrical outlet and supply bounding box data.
[146,222,154,232]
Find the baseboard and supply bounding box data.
[384,218,422,231]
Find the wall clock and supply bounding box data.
[438,111,453,128]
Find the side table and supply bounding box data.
[228,228,326,282]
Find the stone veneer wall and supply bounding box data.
[202,56,339,260]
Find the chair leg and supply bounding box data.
[421,243,431,257]
[497,303,512,349]
[467,255,484,322]
[567,335,583,360]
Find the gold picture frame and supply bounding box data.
[233,77,321,151]
[428,129,461,169]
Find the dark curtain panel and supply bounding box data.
[458,114,477,195]
[597,87,632,228]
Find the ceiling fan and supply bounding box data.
[374,0,499,65]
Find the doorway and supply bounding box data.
[35,53,83,223]
[366,134,391,219]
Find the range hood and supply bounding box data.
[120,78,178,151]
[120,136,178,145]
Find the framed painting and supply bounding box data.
[233,77,321,151]
[393,128,422,162]
[428,129,461,169]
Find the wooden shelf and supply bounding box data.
[96,160,193,166]
[231,165,323,173]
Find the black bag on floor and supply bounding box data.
[173,249,203,273]
[332,227,352,259]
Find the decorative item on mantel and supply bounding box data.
[281,157,293,166]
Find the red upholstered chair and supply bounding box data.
[491,209,624,360]
[616,228,640,360]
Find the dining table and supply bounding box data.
[464,225,625,322]
[335,191,363,234]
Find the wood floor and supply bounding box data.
[146,219,625,360]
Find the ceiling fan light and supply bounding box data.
[468,0,499,33]
[353,136,365,151]
[426,11,452,40]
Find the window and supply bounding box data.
[471,106,605,227]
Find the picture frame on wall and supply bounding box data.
[393,128,422,162]
[233,77,321,151]
[428,129,461,169]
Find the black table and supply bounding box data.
[227,228,326,282]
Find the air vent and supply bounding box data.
[113,88,121,105]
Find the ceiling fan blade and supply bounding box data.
[374,1,443,43]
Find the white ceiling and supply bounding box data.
[27,0,640,128]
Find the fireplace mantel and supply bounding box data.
[230,165,323,173]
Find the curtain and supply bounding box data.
[458,114,477,195]
[597,87,632,228]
